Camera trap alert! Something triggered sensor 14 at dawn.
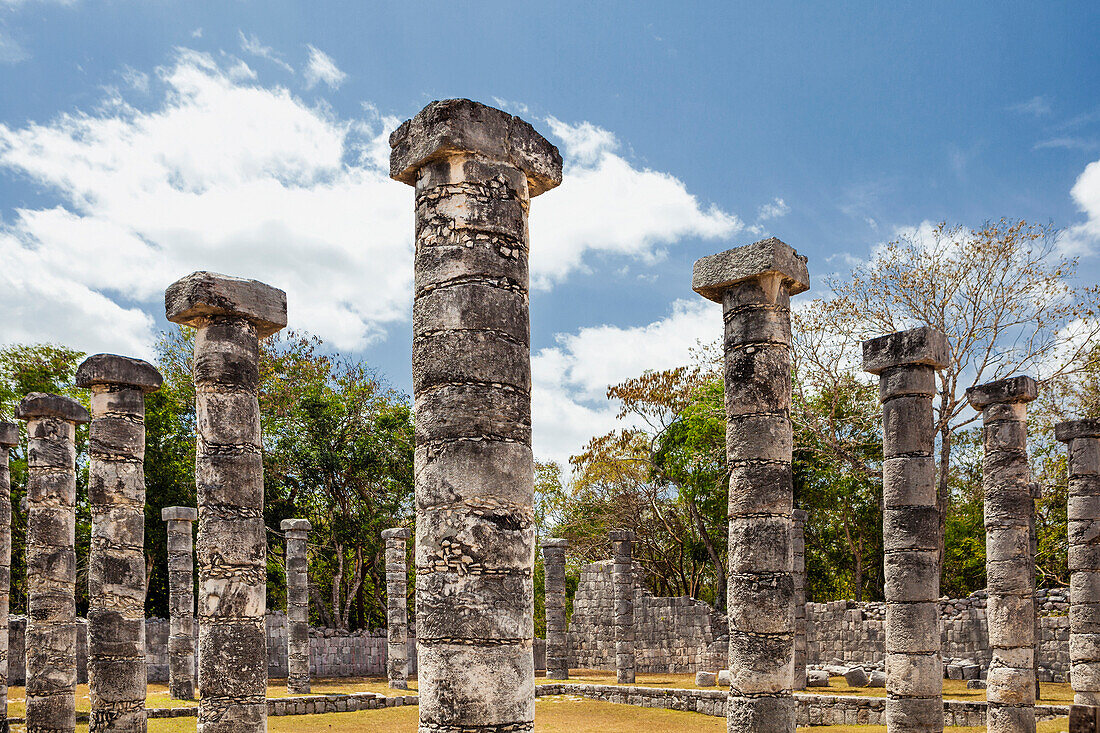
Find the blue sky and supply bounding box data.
[1,2,1099,463]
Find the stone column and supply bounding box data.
[382,527,411,690]
[0,421,17,733]
[693,237,810,733]
[863,327,948,733]
[1030,481,1042,700]
[280,519,311,694]
[542,538,569,681]
[1056,419,1100,706]
[967,376,1038,733]
[77,355,162,733]
[610,530,635,684]
[792,509,808,691]
[389,98,562,733]
[162,507,197,700]
[166,271,287,733]
[16,392,90,733]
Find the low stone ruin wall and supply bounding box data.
[567,560,727,673]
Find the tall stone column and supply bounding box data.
[610,530,635,684]
[280,519,311,694]
[1056,419,1100,706]
[77,355,162,733]
[389,98,562,733]
[162,507,197,700]
[693,238,809,733]
[792,509,808,690]
[1029,481,1042,701]
[382,527,411,690]
[967,376,1038,733]
[16,392,90,733]
[166,271,287,733]
[863,327,948,733]
[0,421,18,733]
[542,538,569,681]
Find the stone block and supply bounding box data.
[15,392,89,424]
[966,375,1039,408]
[75,353,163,392]
[0,420,19,447]
[692,237,809,302]
[165,270,287,337]
[862,326,949,375]
[695,671,717,687]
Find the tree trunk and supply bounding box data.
[686,496,726,613]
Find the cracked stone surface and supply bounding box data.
[695,238,809,733]
[161,507,197,700]
[77,354,162,733]
[968,376,1038,733]
[1056,418,1100,707]
[16,392,89,733]
[382,527,411,690]
[166,271,286,733]
[390,98,562,733]
[792,509,808,691]
[610,531,635,685]
[0,421,17,733]
[280,519,311,694]
[541,538,569,681]
[864,327,948,733]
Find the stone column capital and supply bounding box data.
[280,518,311,536]
[541,537,569,550]
[162,506,198,523]
[1056,419,1100,443]
[15,392,89,424]
[966,375,1038,409]
[0,421,17,448]
[692,237,809,303]
[609,530,635,543]
[389,98,563,196]
[165,271,287,337]
[862,326,949,375]
[75,353,162,393]
[381,527,411,541]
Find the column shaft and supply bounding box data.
[390,99,562,733]
[864,328,947,733]
[792,509,808,691]
[611,531,635,684]
[281,519,311,694]
[163,511,197,700]
[542,539,569,681]
[17,394,89,733]
[0,422,17,733]
[383,528,410,690]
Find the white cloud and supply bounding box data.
[238,31,294,74]
[531,298,720,465]
[191,28,203,39]
[532,117,743,287]
[1010,95,1052,117]
[757,197,790,222]
[0,28,27,64]
[303,45,346,90]
[0,49,410,353]
[1061,159,1100,255]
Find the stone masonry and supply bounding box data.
[1055,418,1100,706]
[694,237,810,733]
[16,392,90,733]
[281,519,311,694]
[793,508,808,691]
[77,354,163,733]
[0,421,17,733]
[161,507,197,700]
[542,538,569,681]
[863,326,949,733]
[382,527,410,690]
[967,376,1039,733]
[390,98,562,733]
[166,271,287,733]
[611,530,636,684]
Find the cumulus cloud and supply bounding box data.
[757,197,790,222]
[531,299,720,465]
[303,45,346,90]
[532,117,743,287]
[1061,159,1100,255]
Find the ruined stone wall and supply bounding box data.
[567,560,727,673]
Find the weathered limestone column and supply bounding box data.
[77,355,162,733]
[542,538,569,681]
[390,98,562,732]
[166,271,287,733]
[280,519,311,694]
[792,509,808,691]
[16,392,90,733]
[1056,419,1100,706]
[383,527,411,690]
[162,507,197,700]
[693,238,809,733]
[967,376,1038,733]
[610,530,635,684]
[0,421,17,733]
[863,327,948,733]
[1029,481,1042,701]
